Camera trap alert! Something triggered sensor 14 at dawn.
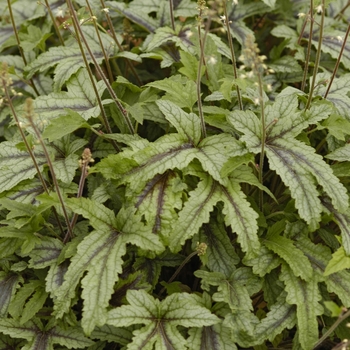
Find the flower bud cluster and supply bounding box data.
[79,148,95,171]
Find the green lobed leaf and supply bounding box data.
[268,98,333,139]
[227,110,261,152]
[255,293,296,344]
[0,319,41,342]
[224,310,260,347]
[324,246,350,275]
[145,26,195,57]
[0,142,47,194]
[266,137,348,230]
[25,26,116,91]
[42,111,91,142]
[220,180,260,255]
[294,235,350,307]
[312,30,350,70]
[178,50,205,82]
[198,221,240,276]
[156,99,201,144]
[53,198,163,335]
[131,170,185,238]
[32,69,107,126]
[326,143,350,162]
[19,285,48,325]
[107,290,219,349]
[133,250,184,287]
[314,73,350,121]
[322,197,350,255]
[279,264,323,350]
[169,175,222,252]
[123,134,198,189]
[106,1,157,32]
[0,272,20,317]
[195,270,253,313]
[227,1,270,44]
[91,324,132,346]
[47,326,94,349]
[8,280,42,320]
[187,321,235,350]
[264,223,313,281]
[229,165,277,202]
[243,245,281,277]
[196,134,247,185]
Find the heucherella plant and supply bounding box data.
[1,0,350,349]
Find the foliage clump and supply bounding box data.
[1,0,350,349]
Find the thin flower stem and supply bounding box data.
[65,0,120,151]
[301,8,314,92]
[25,99,74,242]
[85,0,114,83]
[258,72,266,210]
[313,308,350,349]
[334,0,350,20]
[169,0,176,31]
[100,0,142,85]
[324,22,350,98]
[305,0,325,110]
[197,4,207,139]
[223,1,243,110]
[1,71,65,239]
[69,149,92,234]
[157,243,207,297]
[6,0,40,96]
[66,0,135,135]
[298,9,311,45]
[43,0,65,46]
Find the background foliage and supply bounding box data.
[1,0,350,349]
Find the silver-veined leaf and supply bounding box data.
[294,236,350,307]
[52,198,164,335]
[156,99,201,144]
[0,272,20,317]
[279,264,323,350]
[264,226,313,281]
[198,221,240,276]
[25,26,117,91]
[106,290,219,350]
[168,175,222,252]
[0,142,47,194]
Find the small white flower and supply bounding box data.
[337,36,343,42]
[185,30,193,39]
[316,4,323,13]
[101,7,109,13]
[56,7,65,17]
[220,15,226,22]
[266,84,272,91]
[254,97,260,105]
[208,56,217,65]
[297,12,306,18]
[232,0,238,4]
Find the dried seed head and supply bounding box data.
[24,98,34,120]
[79,148,95,169]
